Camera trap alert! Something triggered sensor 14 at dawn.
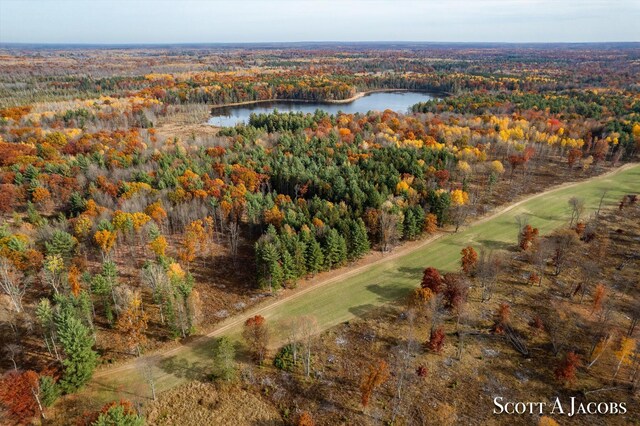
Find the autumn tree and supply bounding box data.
[115,297,149,356]
[591,283,607,314]
[243,315,269,364]
[614,337,636,379]
[423,213,438,234]
[555,351,580,386]
[421,267,443,293]
[519,224,539,251]
[442,273,468,315]
[0,370,43,422]
[360,359,390,409]
[492,303,511,334]
[427,326,445,353]
[460,246,478,276]
[297,411,315,426]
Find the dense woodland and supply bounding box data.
[0,44,639,425]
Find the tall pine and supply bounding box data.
[348,218,370,259]
[56,312,98,393]
[305,233,324,275]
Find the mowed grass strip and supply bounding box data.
[89,164,640,401]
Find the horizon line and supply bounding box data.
[1,40,639,48]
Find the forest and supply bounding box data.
[0,43,639,425]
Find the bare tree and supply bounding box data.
[4,343,22,370]
[476,250,501,301]
[379,201,402,253]
[138,356,158,401]
[283,317,302,365]
[299,316,319,377]
[228,220,240,261]
[549,230,580,276]
[391,311,418,423]
[595,190,608,219]
[0,257,27,313]
[568,197,585,228]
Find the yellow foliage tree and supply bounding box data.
[148,235,168,258]
[94,230,116,259]
[450,189,469,206]
[614,337,636,378]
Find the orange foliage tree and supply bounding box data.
[460,246,478,276]
[243,315,269,364]
[114,297,149,356]
[360,360,390,408]
[0,370,42,422]
[519,224,539,250]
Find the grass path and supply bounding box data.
[87,164,640,402]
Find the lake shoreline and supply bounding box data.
[208,88,436,111]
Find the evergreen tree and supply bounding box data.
[56,312,98,393]
[39,376,60,407]
[305,234,324,274]
[45,230,78,260]
[324,229,346,269]
[292,238,307,277]
[92,402,144,426]
[212,336,236,381]
[404,206,424,240]
[281,249,296,286]
[348,218,370,259]
[256,239,282,291]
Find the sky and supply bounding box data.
[0,0,638,44]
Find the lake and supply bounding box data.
[207,91,437,127]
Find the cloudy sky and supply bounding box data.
[0,0,638,44]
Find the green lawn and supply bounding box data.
[87,164,640,403]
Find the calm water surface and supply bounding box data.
[208,91,436,127]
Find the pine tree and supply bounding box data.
[212,336,236,381]
[305,234,324,274]
[349,218,370,259]
[281,249,296,286]
[323,229,344,269]
[292,238,307,277]
[403,206,425,240]
[56,312,98,393]
[337,233,348,265]
[256,240,282,291]
[45,230,78,260]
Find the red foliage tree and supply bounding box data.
[460,246,478,276]
[427,327,446,353]
[519,224,539,250]
[434,169,450,187]
[554,351,580,386]
[416,365,428,377]
[492,303,511,334]
[421,267,443,293]
[442,273,468,312]
[0,184,19,214]
[567,148,583,168]
[0,370,40,423]
[243,315,269,364]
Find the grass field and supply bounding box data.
[86,164,640,404]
